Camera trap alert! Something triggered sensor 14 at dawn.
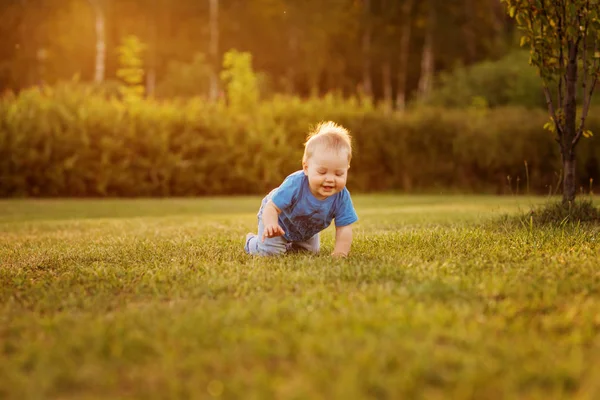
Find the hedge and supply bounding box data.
[1,84,599,197]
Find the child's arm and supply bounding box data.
[332,224,353,257]
[261,200,285,242]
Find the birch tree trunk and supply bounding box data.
[462,0,476,63]
[286,26,298,94]
[417,0,435,101]
[146,0,157,97]
[379,0,392,110]
[88,0,105,84]
[395,0,415,112]
[489,0,505,37]
[361,0,372,97]
[17,0,32,87]
[209,0,219,101]
[382,61,392,112]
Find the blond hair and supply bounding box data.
[302,121,352,164]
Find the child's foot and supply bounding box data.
[244,233,255,254]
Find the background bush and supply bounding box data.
[424,50,600,109]
[424,51,545,109]
[1,82,599,197]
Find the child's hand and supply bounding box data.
[262,224,285,242]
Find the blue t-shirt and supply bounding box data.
[259,171,358,242]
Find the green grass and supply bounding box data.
[1,195,599,399]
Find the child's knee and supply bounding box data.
[303,235,320,253]
[287,240,319,254]
[258,246,286,256]
[257,240,287,256]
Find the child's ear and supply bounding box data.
[302,162,308,175]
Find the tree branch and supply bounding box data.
[573,3,585,49]
[574,37,598,147]
[543,84,562,139]
[576,1,590,145]
[548,0,565,108]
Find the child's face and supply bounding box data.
[302,145,349,200]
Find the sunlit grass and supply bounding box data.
[1,195,599,399]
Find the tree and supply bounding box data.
[361,0,373,97]
[0,0,517,100]
[375,0,399,111]
[417,0,436,101]
[116,35,146,102]
[220,49,259,110]
[145,0,158,97]
[396,0,416,112]
[87,0,106,83]
[503,0,600,203]
[209,0,219,101]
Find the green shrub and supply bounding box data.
[425,50,546,109]
[530,199,600,225]
[500,199,600,228]
[220,50,260,111]
[1,83,599,197]
[116,35,146,103]
[155,53,213,99]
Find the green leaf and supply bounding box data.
[583,130,594,138]
[509,6,516,18]
[543,121,556,133]
[520,36,529,47]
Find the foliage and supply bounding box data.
[520,198,600,225]
[116,35,146,102]
[220,50,260,110]
[504,0,600,129]
[425,50,545,108]
[0,0,513,100]
[1,196,600,398]
[1,83,600,197]
[503,0,600,202]
[155,53,213,99]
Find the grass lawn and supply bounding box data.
[1,195,599,399]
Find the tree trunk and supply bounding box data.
[309,69,320,97]
[396,0,414,112]
[562,40,578,203]
[146,0,157,97]
[209,0,219,101]
[462,0,476,63]
[488,0,505,37]
[382,61,392,112]
[562,155,576,203]
[286,26,297,94]
[17,0,32,87]
[146,69,156,97]
[417,0,435,101]
[88,0,105,84]
[362,0,372,97]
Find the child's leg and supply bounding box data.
[291,233,320,254]
[245,219,287,256]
